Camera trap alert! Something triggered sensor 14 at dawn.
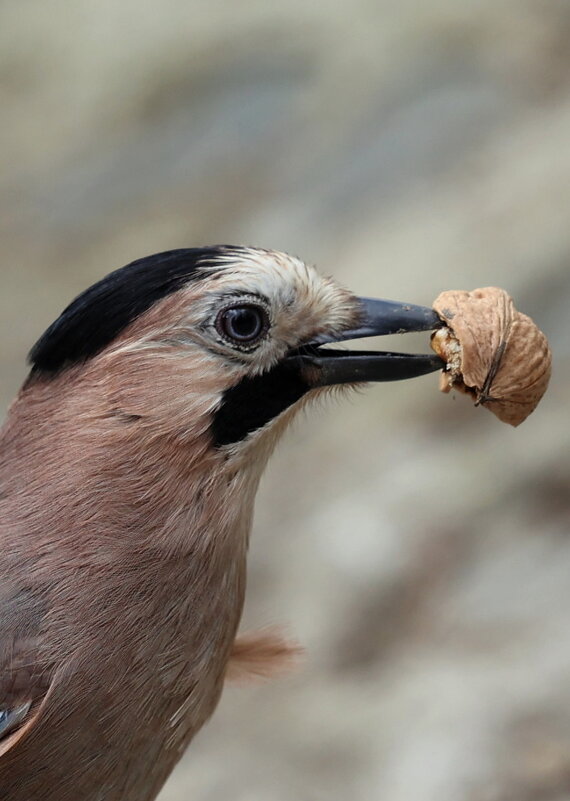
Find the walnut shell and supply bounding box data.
[430,287,552,426]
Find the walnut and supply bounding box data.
[430,287,552,426]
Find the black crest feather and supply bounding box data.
[28,247,232,375]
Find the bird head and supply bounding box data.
[25,246,442,477]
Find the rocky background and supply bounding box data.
[1,2,570,799]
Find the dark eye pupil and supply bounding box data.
[219,305,266,343]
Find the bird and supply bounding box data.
[0,245,442,800]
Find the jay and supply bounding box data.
[0,246,442,800]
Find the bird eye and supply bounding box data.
[216,304,269,347]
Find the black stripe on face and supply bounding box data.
[28,246,237,376]
[211,361,310,447]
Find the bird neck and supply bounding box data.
[3,368,263,562]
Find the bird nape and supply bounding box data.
[0,246,443,800]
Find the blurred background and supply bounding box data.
[1,1,570,799]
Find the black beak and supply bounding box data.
[287,297,445,386]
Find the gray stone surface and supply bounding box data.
[1,2,569,798]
